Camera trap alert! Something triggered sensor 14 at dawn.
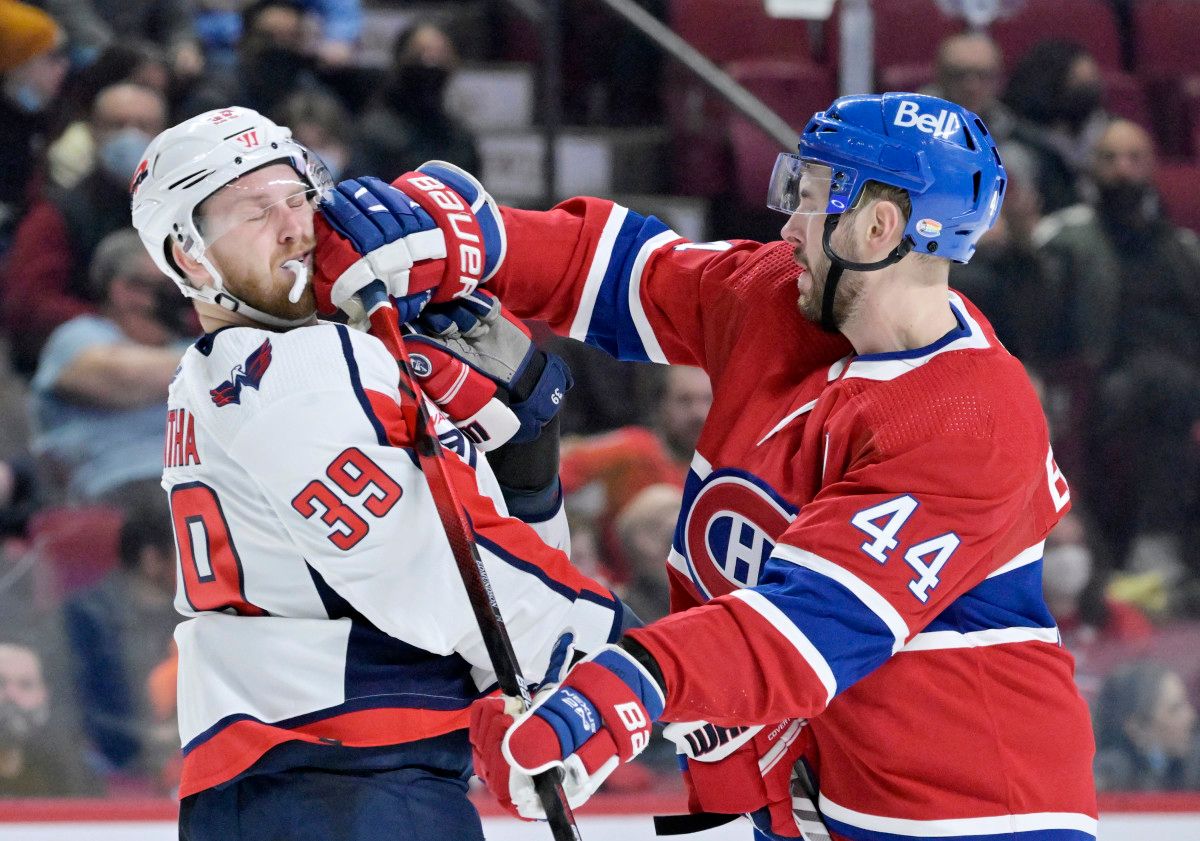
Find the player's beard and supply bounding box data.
[794,247,865,330]
[222,253,317,323]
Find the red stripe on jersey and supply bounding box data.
[364,389,417,448]
[178,706,469,798]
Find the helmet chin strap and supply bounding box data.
[818,213,914,333]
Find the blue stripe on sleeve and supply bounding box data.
[752,558,897,696]
[583,211,673,361]
[924,560,1056,635]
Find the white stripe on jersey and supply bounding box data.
[772,544,910,652]
[570,206,628,341]
[628,229,680,364]
[819,794,1098,837]
[730,589,837,705]
[987,541,1046,579]
[900,626,1061,653]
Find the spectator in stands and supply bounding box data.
[2,82,166,374]
[614,483,682,624]
[1037,119,1200,580]
[28,229,191,503]
[1045,511,1152,653]
[182,0,336,119]
[0,1,67,253]
[1094,661,1200,791]
[274,89,353,181]
[0,640,98,796]
[46,40,171,191]
[196,0,363,73]
[348,21,480,180]
[949,144,1066,367]
[64,494,180,781]
[35,0,203,79]
[927,32,1014,142]
[1003,39,1108,214]
[560,366,711,579]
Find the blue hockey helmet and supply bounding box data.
[767,92,1007,264]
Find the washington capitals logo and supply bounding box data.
[210,339,273,407]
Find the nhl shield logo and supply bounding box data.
[683,469,797,598]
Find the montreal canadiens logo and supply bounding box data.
[409,353,432,377]
[683,470,796,598]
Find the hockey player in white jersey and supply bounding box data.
[130,106,627,841]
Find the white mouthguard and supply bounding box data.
[284,259,309,304]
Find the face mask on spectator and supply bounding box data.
[1059,83,1102,131]
[387,65,450,116]
[1043,543,1092,604]
[0,698,48,747]
[98,127,153,183]
[1097,180,1158,229]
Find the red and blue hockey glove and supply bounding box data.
[470,644,665,820]
[663,717,817,839]
[412,290,572,444]
[313,176,447,316]
[394,160,506,289]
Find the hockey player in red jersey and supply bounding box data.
[313,93,1097,840]
[130,106,631,841]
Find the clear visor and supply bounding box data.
[193,157,333,252]
[766,154,858,216]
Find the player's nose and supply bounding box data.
[780,211,805,248]
[276,201,313,244]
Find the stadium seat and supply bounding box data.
[670,0,814,63]
[27,505,123,604]
[879,63,935,94]
[989,0,1122,70]
[823,0,963,76]
[727,61,837,207]
[1154,163,1200,234]
[1132,0,1200,77]
[1101,70,1150,131]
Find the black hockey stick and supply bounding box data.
[359,281,581,841]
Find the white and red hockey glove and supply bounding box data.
[663,717,823,840]
[470,644,665,820]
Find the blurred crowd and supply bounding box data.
[0,0,1197,802]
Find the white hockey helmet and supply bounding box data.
[130,106,333,328]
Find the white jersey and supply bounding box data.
[162,322,621,797]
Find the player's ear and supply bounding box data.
[172,242,213,287]
[866,199,905,256]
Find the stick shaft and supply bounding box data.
[361,289,581,841]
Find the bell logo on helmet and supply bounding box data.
[893,100,961,141]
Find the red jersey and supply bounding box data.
[490,198,1097,841]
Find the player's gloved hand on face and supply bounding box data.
[469,644,665,820]
[410,289,572,445]
[664,717,812,839]
[313,176,448,316]
[388,160,506,301]
[401,332,521,452]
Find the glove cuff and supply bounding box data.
[507,351,573,443]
